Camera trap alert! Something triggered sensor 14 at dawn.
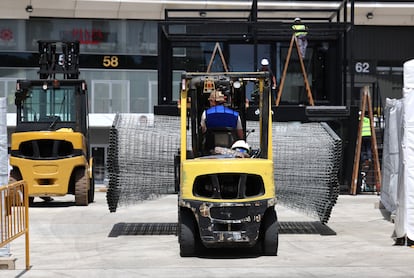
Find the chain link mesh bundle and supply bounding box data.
[267,121,341,224]
[107,115,341,223]
[106,114,181,212]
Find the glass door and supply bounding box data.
[0,78,17,113]
[91,80,130,113]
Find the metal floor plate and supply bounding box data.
[109,222,178,237]
[108,221,335,237]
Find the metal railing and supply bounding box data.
[0,180,30,270]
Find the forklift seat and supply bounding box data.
[203,127,237,153]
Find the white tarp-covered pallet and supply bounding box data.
[403,59,414,243]
[382,59,414,244]
[381,98,403,218]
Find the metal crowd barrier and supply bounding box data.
[0,180,30,270]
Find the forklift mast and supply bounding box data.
[38,40,80,80]
[14,41,88,134]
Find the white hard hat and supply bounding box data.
[294,17,301,22]
[261,58,269,66]
[231,140,251,154]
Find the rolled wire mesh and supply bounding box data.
[269,122,341,224]
[106,115,341,223]
[106,114,181,212]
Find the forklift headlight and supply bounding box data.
[233,80,241,89]
[199,203,211,218]
[181,79,186,91]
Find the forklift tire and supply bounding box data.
[179,210,196,257]
[262,208,279,256]
[9,169,34,206]
[88,174,95,204]
[174,154,180,193]
[75,168,89,206]
[8,169,22,184]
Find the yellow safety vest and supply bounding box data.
[292,24,308,36]
[362,117,371,137]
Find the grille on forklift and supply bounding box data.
[19,139,74,159]
[193,173,265,199]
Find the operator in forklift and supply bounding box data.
[200,89,243,139]
[200,89,244,155]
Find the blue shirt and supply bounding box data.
[205,105,239,129]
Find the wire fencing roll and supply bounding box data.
[271,122,341,224]
[106,114,341,223]
[106,114,181,212]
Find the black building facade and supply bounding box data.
[0,6,413,187]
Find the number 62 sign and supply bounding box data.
[354,61,375,74]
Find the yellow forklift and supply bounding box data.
[9,40,94,206]
[176,71,278,256]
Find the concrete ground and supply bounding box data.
[2,189,414,278]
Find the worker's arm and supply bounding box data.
[200,111,207,133]
[236,117,244,139]
[237,128,243,140]
[272,75,277,89]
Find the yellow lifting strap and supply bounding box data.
[206,42,229,73]
[275,34,314,106]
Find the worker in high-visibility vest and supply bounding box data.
[361,114,372,163]
[292,17,308,59]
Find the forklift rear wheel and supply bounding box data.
[88,173,95,204]
[75,168,89,206]
[262,208,279,256]
[179,210,196,257]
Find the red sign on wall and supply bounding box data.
[0,28,13,41]
[71,29,104,44]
